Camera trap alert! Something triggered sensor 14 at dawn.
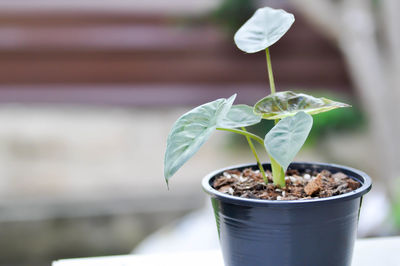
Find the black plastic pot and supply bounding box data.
[202,162,372,266]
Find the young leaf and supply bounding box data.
[234,7,295,53]
[164,94,236,182]
[219,104,262,128]
[254,91,350,120]
[264,111,313,171]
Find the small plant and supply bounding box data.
[164,7,349,188]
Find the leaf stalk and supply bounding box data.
[266,47,285,187]
[216,127,264,145]
[241,127,268,184]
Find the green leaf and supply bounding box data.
[164,94,236,182]
[234,7,295,53]
[254,91,351,120]
[264,111,313,171]
[219,104,261,128]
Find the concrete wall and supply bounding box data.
[0,104,253,265]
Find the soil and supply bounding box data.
[212,168,360,200]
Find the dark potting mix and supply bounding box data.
[213,168,360,200]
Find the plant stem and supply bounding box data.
[266,47,286,187]
[270,157,286,188]
[265,47,276,95]
[241,127,268,184]
[266,48,279,125]
[216,127,264,145]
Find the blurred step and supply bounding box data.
[0,10,351,91]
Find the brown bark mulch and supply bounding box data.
[212,168,360,200]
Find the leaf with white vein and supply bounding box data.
[164,95,236,182]
[219,104,261,128]
[264,111,313,171]
[254,91,350,120]
[234,7,295,53]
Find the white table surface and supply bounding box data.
[53,236,400,266]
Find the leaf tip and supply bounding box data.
[163,164,172,190]
[165,178,170,190]
[234,6,296,53]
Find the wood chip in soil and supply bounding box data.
[212,168,361,200]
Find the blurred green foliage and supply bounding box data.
[211,0,256,34]
[225,93,366,149]
[392,181,400,229]
[307,103,366,146]
[393,201,400,229]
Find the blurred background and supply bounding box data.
[0,0,399,265]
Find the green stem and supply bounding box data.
[241,127,268,184]
[270,156,286,188]
[216,127,264,145]
[217,127,284,186]
[265,47,276,95]
[266,47,279,125]
[266,47,285,187]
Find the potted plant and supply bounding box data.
[164,7,371,266]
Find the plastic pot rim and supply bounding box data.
[202,161,372,208]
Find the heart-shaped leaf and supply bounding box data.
[219,104,261,128]
[254,91,351,120]
[234,7,295,53]
[164,94,236,182]
[264,111,313,171]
